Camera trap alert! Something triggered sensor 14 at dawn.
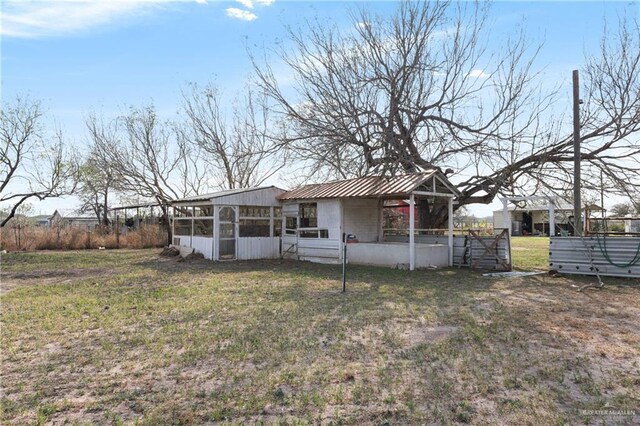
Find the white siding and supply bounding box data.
[212,187,284,206]
[342,198,380,242]
[191,236,214,260]
[297,238,341,263]
[316,199,342,240]
[237,237,280,260]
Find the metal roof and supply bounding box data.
[172,186,285,204]
[277,171,457,201]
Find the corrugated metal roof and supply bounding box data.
[278,171,456,201]
[172,186,284,204]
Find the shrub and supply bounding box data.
[0,224,167,251]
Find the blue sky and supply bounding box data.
[1,0,638,216]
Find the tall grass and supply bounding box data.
[0,224,167,251]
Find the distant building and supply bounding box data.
[493,203,604,236]
[64,216,100,231]
[31,210,63,227]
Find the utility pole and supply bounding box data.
[573,70,582,236]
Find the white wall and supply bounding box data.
[191,236,214,260]
[316,199,342,239]
[237,237,280,260]
[212,187,284,206]
[348,242,448,268]
[342,198,380,242]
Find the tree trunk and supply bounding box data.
[416,198,449,230]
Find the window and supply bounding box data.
[193,219,213,236]
[240,219,270,237]
[174,206,193,217]
[273,219,282,237]
[219,207,236,222]
[194,205,213,217]
[174,219,192,236]
[240,206,270,218]
[299,203,317,228]
[299,229,329,239]
[285,216,297,235]
[274,207,282,218]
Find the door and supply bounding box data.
[218,206,237,260]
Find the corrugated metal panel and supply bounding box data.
[172,186,285,204]
[297,238,341,260]
[549,236,640,278]
[237,237,280,260]
[382,234,508,269]
[278,171,456,200]
[191,236,214,260]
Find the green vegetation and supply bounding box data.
[1,249,638,424]
[511,236,550,270]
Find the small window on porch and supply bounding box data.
[174,219,192,236]
[194,206,213,217]
[300,203,317,227]
[194,219,213,236]
[240,219,270,237]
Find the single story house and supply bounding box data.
[277,171,459,270]
[171,186,285,261]
[31,210,63,227]
[170,172,460,270]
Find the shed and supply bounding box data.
[277,171,459,270]
[171,186,285,260]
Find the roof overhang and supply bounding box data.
[277,171,459,202]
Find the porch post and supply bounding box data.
[502,198,510,236]
[409,193,415,271]
[448,197,454,267]
[548,199,555,237]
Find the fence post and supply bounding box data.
[342,234,347,292]
[116,214,120,248]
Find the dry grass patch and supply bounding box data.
[1,249,639,424]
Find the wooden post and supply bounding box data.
[115,214,120,248]
[502,198,510,236]
[573,70,582,236]
[448,197,454,267]
[409,193,415,271]
[549,199,555,237]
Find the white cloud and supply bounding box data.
[236,0,254,9]
[0,0,171,38]
[467,69,489,78]
[356,22,370,30]
[254,0,274,5]
[225,7,257,22]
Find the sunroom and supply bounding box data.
[277,171,460,270]
[171,186,285,260]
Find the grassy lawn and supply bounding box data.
[1,249,639,424]
[510,236,550,270]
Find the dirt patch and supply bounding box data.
[0,268,116,294]
[401,325,457,347]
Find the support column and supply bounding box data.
[502,198,510,236]
[409,193,415,271]
[549,199,555,237]
[448,197,454,267]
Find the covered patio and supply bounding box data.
[277,171,460,270]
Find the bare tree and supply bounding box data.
[0,97,77,227]
[76,147,116,227]
[181,82,287,189]
[89,106,211,238]
[253,1,640,227]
